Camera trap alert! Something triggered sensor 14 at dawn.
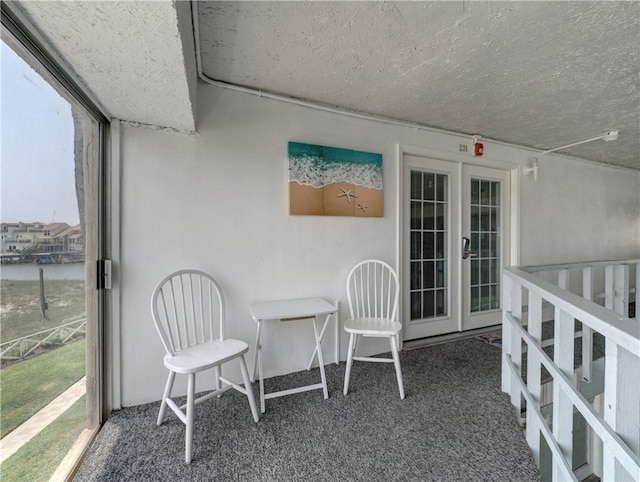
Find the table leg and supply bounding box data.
[251,321,262,383]
[307,311,334,370]
[313,317,329,399]
[251,321,266,413]
[259,343,265,413]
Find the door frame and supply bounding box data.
[396,143,521,339]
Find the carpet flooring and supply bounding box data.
[75,338,540,481]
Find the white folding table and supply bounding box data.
[249,297,338,413]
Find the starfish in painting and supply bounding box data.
[337,187,358,203]
[357,202,368,212]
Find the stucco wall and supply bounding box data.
[117,82,639,406]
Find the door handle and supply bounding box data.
[462,237,477,260]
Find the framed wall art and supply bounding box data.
[288,141,383,217]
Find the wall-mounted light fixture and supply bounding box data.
[522,158,539,181]
[542,130,619,155]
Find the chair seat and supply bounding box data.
[164,338,249,374]
[344,317,402,337]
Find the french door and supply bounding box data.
[403,155,510,340]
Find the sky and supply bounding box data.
[1,39,79,226]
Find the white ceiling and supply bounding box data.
[9,1,640,169]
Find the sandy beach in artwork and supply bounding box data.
[289,182,324,215]
[289,181,383,216]
[323,182,383,217]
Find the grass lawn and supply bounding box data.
[0,340,85,438]
[1,279,85,341]
[0,396,86,482]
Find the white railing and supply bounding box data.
[501,260,639,481]
[0,318,86,362]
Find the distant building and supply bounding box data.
[40,223,83,253]
[0,222,84,260]
[0,222,46,253]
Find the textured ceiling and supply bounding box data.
[8,1,639,169]
[10,0,197,132]
[198,1,640,169]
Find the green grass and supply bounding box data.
[0,340,85,438]
[1,280,86,341]
[0,396,86,482]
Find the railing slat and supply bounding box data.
[603,341,640,481]
[526,291,543,466]
[582,266,593,382]
[510,280,523,413]
[552,308,574,478]
[501,275,513,394]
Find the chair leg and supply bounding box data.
[390,335,405,400]
[185,372,195,464]
[343,333,356,396]
[238,355,260,422]
[157,371,176,426]
[214,365,221,392]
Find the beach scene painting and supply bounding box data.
[288,141,383,217]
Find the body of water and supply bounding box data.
[288,141,383,189]
[0,262,85,281]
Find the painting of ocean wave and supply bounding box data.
[288,141,383,217]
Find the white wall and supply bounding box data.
[519,156,640,266]
[117,82,640,406]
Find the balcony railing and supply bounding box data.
[0,319,86,362]
[501,260,639,481]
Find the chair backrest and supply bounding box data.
[346,259,399,321]
[151,270,226,356]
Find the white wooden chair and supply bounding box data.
[150,269,259,463]
[343,259,405,399]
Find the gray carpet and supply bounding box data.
[75,338,540,481]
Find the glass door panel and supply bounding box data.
[409,171,449,320]
[469,178,501,312]
[461,165,510,332]
[404,156,460,340]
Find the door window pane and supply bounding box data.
[410,261,421,290]
[410,171,423,199]
[423,291,435,318]
[435,261,446,288]
[410,232,421,259]
[423,261,435,289]
[409,170,449,320]
[423,202,434,230]
[424,173,435,200]
[435,290,447,316]
[469,178,501,313]
[423,232,434,259]
[410,201,422,230]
